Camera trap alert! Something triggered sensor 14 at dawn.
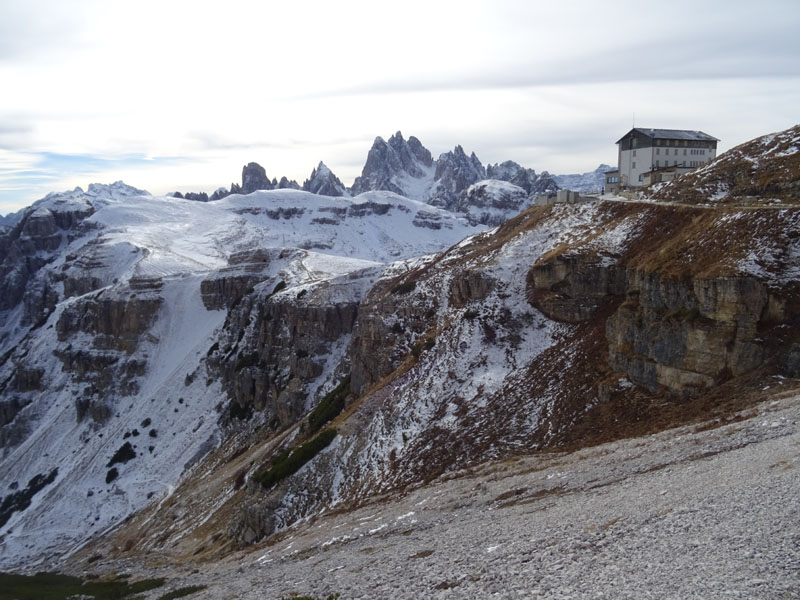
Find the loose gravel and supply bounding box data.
[105,392,800,599]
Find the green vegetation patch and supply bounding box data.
[0,468,58,528]
[307,376,350,433]
[411,337,436,358]
[107,442,136,467]
[391,280,416,295]
[269,280,287,298]
[253,428,338,489]
[156,585,208,600]
[235,351,260,371]
[0,572,165,600]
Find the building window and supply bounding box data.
[633,150,637,157]
[656,148,660,155]
[684,149,687,155]
[639,174,643,182]
[632,161,636,168]
[674,149,678,155]
[655,160,659,167]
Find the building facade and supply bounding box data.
[604,169,620,194]
[616,128,718,187]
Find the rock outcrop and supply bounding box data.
[453,180,529,225]
[527,201,800,397]
[208,273,363,426]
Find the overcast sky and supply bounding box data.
[1,0,799,214]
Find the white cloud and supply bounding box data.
[0,0,799,213]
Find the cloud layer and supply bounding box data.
[1,0,799,213]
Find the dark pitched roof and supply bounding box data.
[616,128,719,144]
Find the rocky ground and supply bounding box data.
[83,383,800,600]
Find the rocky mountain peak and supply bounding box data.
[240,162,274,194]
[350,133,436,199]
[552,164,612,194]
[530,171,559,195]
[486,160,540,193]
[302,161,346,197]
[277,176,300,190]
[429,145,487,208]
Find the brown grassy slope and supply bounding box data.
[651,124,800,205]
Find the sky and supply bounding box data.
[1,0,799,215]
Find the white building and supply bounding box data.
[616,128,718,187]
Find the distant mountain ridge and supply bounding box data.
[168,131,604,226]
[553,164,613,194]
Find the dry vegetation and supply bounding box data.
[651,124,800,205]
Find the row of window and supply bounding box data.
[655,139,712,148]
[631,138,713,149]
[631,158,708,169]
[633,148,709,157]
[606,176,619,183]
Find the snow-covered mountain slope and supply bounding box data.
[4,125,800,578]
[0,183,482,568]
[452,179,529,225]
[553,164,612,194]
[82,196,800,561]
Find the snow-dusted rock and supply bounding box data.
[486,160,539,193]
[302,161,347,197]
[453,179,529,225]
[553,164,612,194]
[350,131,435,200]
[428,145,486,209]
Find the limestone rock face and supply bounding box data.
[208,277,361,426]
[449,270,495,308]
[526,201,798,397]
[527,253,626,323]
[606,273,769,396]
[200,249,272,310]
[53,288,162,400]
[56,290,163,354]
